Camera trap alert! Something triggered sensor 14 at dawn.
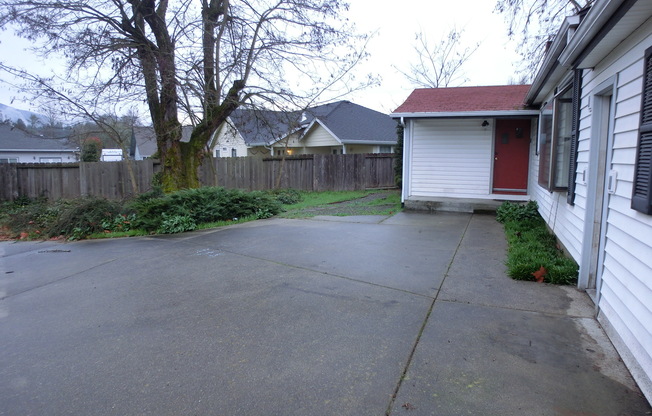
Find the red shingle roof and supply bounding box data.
[393,85,531,114]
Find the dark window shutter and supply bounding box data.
[567,69,582,205]
[632,47,652,214]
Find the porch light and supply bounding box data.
[482,120,489,127]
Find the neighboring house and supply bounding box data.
[212,108,296,158]
[130,126,193,160]
[394,0,652,403]
[0,122,78,163]
[212,101,397,157]
[131,126,157,160]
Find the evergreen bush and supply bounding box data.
[49,197,124,239]
[130,187,281,232]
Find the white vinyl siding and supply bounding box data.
[410,119,492,198]
[532,18,652,400]
[529,85,588,262]
[594,32,652,399]
[0,151,76,163]
[213,121,250,158]
[302,124,340,147]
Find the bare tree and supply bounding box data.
[0,0,371,191]
[495,0,595,80]
[396,28,480,88]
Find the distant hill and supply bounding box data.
[0,103,49,126]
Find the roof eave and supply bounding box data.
[342,140,398,145]
[560,0,646,68]
[390,110,539,119]
[0,149,78,152]
[526,15,581,105]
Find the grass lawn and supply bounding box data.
[278,190,402,218]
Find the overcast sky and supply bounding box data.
[346,0,523,113]
[0,0,522,116]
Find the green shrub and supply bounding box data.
[130,187,281,232]
[2,187,283,239]
[49,197,124,240]
[157,213,196,234]
[496,200,540,223]
[101,213,137,232]
[4,198,76,238]
[498,200,578,285]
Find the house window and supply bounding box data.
[231,148,237,157]
[632,46,652,214]
[538,101,554,188]
[379,145,392,153]
[538,82,575,191]
[39,157,62,163]
[0,158,18,163]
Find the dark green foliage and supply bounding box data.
[49,198,123,239]
[157,214,196,234]
[81,137,102,162]
[101,213,136,232]
[4,198,72,238]
[134,185,165,203]
[496,200,540,223]
[498,201,578,285]
[266,188,303,205]
[2,187,282,239]
[394,123,404,188]
[130,187,281,232]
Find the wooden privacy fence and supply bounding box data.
[0,154,396,201]
[0,161,155,201]
[205,154,396,191]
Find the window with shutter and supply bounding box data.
[537,81,576,192]
[631,46,652,214]
[567,69,582,205]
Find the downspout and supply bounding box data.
[399,117,408,205]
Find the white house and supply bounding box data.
[393,0,652,403]
[212,101,397,157]
[0,122,78,163]
[526,0,652,403]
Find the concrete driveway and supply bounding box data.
[1,212,650,415]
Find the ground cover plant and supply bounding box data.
[1,197,124,240]
[128,187,282,233]
[1,187,285,240]
[496,201,578,285]
[1,188,399,240]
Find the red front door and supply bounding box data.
[493,119,531,195]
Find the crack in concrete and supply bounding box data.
[384,213,473,416]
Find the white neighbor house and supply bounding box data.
[393,0,652,403]
[212,101,397,157]
[0,123,78,163]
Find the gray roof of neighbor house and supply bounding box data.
[227,109,302,146]
[304,101,397,144]
[226,101,397,146]
[132,126,193,158]
[0,123,77,152]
